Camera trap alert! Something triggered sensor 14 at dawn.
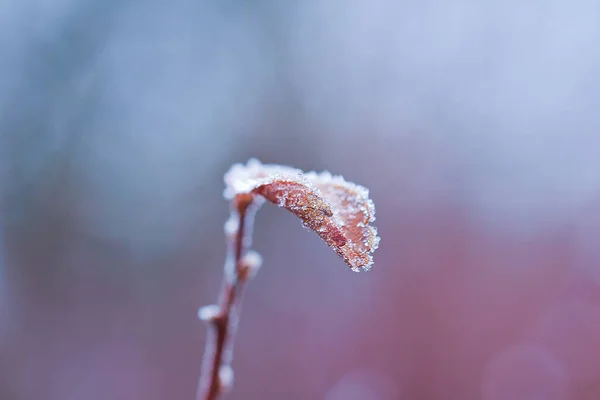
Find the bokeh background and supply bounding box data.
[1,1,600,399]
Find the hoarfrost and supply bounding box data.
[198,305,220,322]
[223,159,380,271]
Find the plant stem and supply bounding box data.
[197,194,260,400]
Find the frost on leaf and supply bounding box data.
[224,159,380,272]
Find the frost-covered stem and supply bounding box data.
[197,194,261,400]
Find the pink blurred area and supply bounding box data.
[2,143,599,399]
[1,1,600,400]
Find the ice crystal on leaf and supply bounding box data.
[224,159,380,272]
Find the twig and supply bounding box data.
[197,194,262,400]
[195,159,379,398]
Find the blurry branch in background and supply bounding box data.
[196,159,380,400]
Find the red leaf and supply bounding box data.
[224,159,380,271]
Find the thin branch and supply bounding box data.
[197,194,261,400]
[196,159,380,398]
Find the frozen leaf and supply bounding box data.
[224,159,380,272]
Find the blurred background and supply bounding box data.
[1,0,600,399]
